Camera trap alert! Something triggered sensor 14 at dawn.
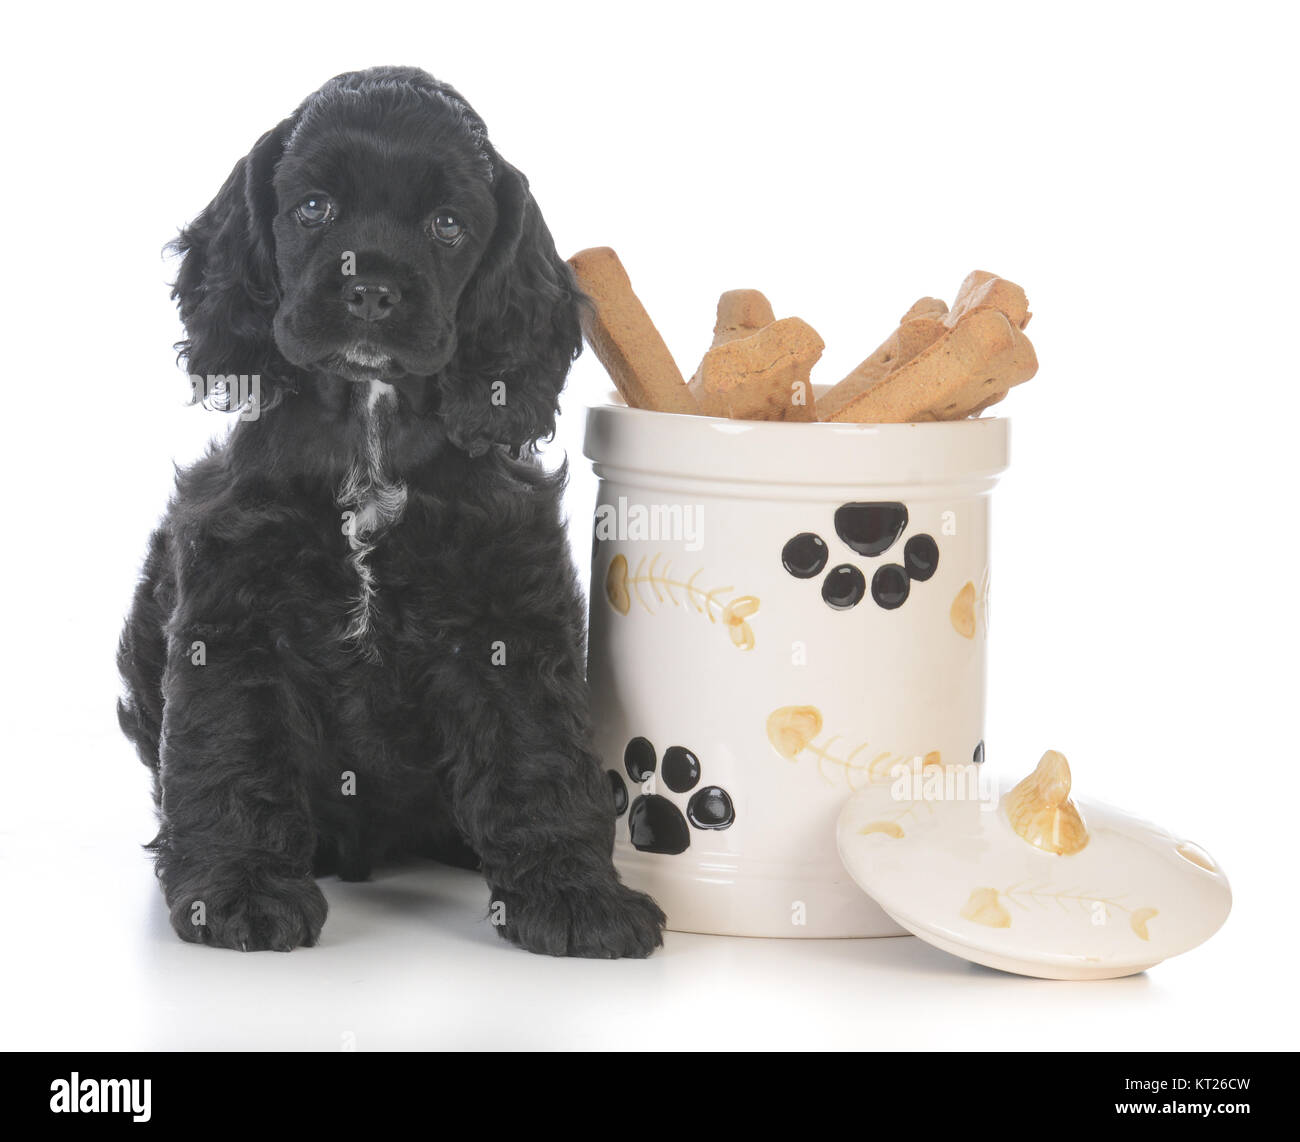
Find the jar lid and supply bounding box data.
[836,751,1231,980]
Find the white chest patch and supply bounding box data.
[336,381,408,656]
[366,378,395,410]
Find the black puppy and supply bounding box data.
[117,67,665,957]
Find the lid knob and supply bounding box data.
[1005,750,1090,855]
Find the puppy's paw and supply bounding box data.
[492,879,666,959]
[165,868,327,952]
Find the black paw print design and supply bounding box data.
[781,502,939,611]
[607,737,735,855]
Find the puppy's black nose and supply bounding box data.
[346,280,401,322]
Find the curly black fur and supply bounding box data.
[117,67,665,957]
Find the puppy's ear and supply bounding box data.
[171,118,294,404]
[440,160,582,455]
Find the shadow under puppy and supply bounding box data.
[117,66,665,957]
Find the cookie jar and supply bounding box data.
[584,401,1009,937]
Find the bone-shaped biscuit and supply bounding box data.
[902,296,950,323]
[815,306,949,422]
[690,317,823,421]
[820,308,1036,423]
[710,289,776,347]
[567,247,699,414]
[945,270,1031,330]
[818,273,1036,422]
[686,289,778,394]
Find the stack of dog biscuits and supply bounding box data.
[567,248,1037,424]
[816,272,1037,423]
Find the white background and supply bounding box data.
[0,0,1296,1050]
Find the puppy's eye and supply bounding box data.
[432,213,466,246]
[295,196,336,227]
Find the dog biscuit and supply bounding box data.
[686,288,777,394]
[901,296,949,323]
[567,247,699,414]
[962,322,1038,417]
[815,314,948,422]
[951,270,997,310]
[820,308,1034,423]
[945,271,1031,330]
[690,317,823,421]
[711,289,776,347]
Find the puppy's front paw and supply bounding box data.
[165,866,327,952]
[492,879,666,959]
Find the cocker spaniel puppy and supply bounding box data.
[117,66,665,957]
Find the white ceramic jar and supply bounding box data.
[584,402,1010,937]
